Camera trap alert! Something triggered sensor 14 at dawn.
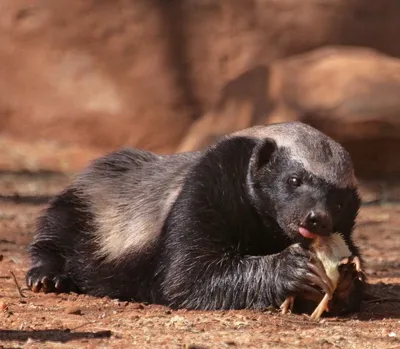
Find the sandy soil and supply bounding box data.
[0,171,399,349]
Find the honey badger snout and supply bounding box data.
[301,209,333,236]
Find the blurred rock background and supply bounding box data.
[1,0,400,202]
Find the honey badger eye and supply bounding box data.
[288,176,302,187]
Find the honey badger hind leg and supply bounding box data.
[26,188,85,294]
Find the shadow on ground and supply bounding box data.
[0,329,112,343]
[358,283,400,320]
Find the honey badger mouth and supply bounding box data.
[298,227,318,239]
[288,224,330,241]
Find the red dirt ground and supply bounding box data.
[0,170,399,349]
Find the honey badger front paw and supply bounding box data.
[325,255,365,316]
[26,265,78,294]
[275,243,334,304]
[339,255,366,282]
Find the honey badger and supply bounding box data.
[26,122,364,314]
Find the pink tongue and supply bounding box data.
[299,227,318,239]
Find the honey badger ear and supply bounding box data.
[250,138,277,171]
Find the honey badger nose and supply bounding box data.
[302,210,332,235]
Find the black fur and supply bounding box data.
[26,124,364,314]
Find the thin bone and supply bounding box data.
[310,293,330,320]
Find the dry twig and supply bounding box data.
[9,270,26,298]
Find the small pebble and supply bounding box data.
[25,338,35,345]
[0,301,8,312]
[66,307,82,315]
[184,345,208,349]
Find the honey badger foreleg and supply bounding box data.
[26,189,86,294]
[161,224,334,311]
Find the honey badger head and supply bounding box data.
[239,122,361,241]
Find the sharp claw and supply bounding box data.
[32,280,42,293]
[351,256,366,282]
[54,278,62,290]
[41,276,54,293]
[306,273,333,299]
[27,277,32,288]
[357,270,366,282]
[351,256,362,272]
[307,262,334,293]
[54,276,69,291]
